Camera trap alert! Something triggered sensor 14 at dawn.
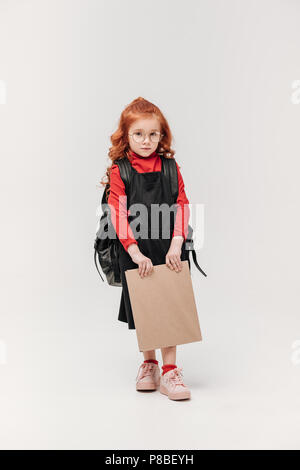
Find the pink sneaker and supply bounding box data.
[136,362,160,391]
[160,367,191,400]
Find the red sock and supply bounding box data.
[162,364,177,375]
[144,359,158,365]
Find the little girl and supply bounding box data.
[102,97,192,400]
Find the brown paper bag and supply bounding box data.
[125,260,202,351]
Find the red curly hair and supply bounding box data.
[99,97,177,200]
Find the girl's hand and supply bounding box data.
[166,237,184,272]
[127,243,154,278]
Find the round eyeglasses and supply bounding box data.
[128,131,164,144]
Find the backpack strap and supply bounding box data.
[115,157,133,194]
[93,241,105,282]
[162,156,207,278]
[161,155,179,203]
[191,249,207,276]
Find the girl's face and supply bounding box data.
[128,117,162,157]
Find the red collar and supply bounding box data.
[128,149,158,159]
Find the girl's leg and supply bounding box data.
[143,350,157,361]
[161,346,176,365]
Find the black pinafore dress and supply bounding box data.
[117,155,190,329]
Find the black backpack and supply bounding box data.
[94,155,207,285]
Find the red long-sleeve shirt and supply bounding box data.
[107,150,190,252]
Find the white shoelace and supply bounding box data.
[136,363,155,381]
[166,367,186,387]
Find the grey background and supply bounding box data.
[0,0,300,450]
